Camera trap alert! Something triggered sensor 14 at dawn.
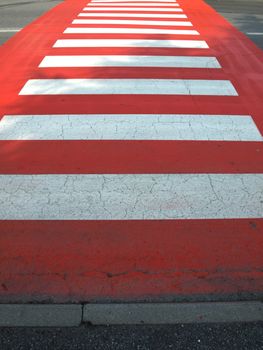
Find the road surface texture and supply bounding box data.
[0,0,263,348]
[0,0,62,45]
[1,0,263,304]
[205,0,263,50]
[1,323,263,350]
[1,0,263,49]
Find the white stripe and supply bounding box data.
[39,55,220,68]
[64,27,199,35]
[91,0,178,2]
[1,115,261,141]
[0,28,21,32]
[73,19,192,26]
[83,7,183,11]
[1,174,262,220]
[78,12,187,18]
[246,32,263,35]
[54,39,208,48]
[19,79,238,96]
[88,3,180,6]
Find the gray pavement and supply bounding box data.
[83,302,263,325]
[0,303,262,348]
[205,0,263,49]
[1,302,262,327]
[0,0,62,45]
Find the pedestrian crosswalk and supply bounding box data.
[82,7,183,11]
[39,55,220,68]
[1,114,261,141]
[64,27,199,34]
[53,38,209,48]
[87,2,181,5]
[94,0,179,1]
[72,19,192,25]
[0,0,262,301]
[2,0,262,218]
[1,174,262,220]
[78,12,187,17]
[19,79,238,95]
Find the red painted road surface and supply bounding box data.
[0,0,262,302]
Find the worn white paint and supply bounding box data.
[87,3,180,6]
[91,0,178,2]
[53,39,208,48]
[72,19,192,26]
[0,114,261,141]
[246,32,263,35]
[83,7,183,11]
[0,174,262,220]
[0,28,21,32]
[64,27,198,35]
[19,79,238,96]
[39,55,220,68]
[78,13,187,18]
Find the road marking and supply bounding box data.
[1,115,261,141]
[53,39,209,48]
[1,142,262,174]
[72,19,192,26]
[78,13,187,18]
[87,3,180,6]
[39,55,220,68]
[83,7,183,11]
[19,79,237,96]
[246,32,263,35]
[1,174,262,220]
[64,27,199,35]
[91,0,177,4]
[0,28,21,32]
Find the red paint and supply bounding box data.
[0,95,245,117]
[0,0,263,302]
[0,140,262,174]
[0,219,262,302]
[32,67,228,79]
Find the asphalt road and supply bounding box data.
[1,322,263,350]
[205,0,263,49]
[0,0,62,45]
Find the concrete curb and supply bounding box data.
[0,304,82,327]
[83,301,263,325]
[0,301,262,327]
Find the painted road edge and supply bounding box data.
[0,302,262,326]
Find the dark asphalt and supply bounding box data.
[1,322,263,350]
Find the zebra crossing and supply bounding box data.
[0,0,262,302]
[53,38,209,48]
